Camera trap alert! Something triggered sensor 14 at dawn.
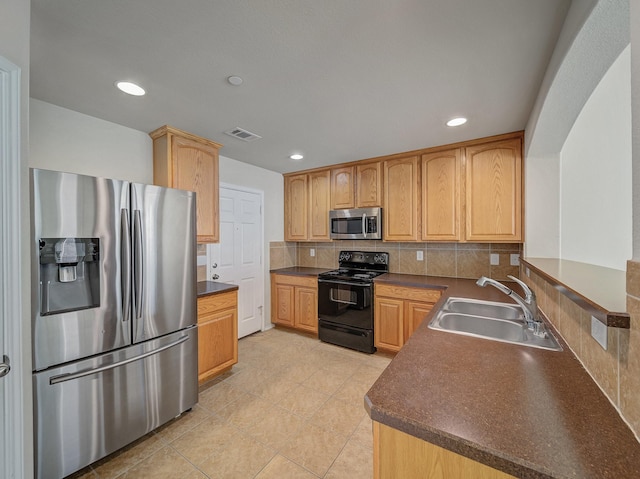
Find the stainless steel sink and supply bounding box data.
[436,313,526,342]
[429,297,562,351]
[443,297,524,320]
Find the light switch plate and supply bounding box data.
[416,250,424,261]
[591,316,607,350]
[310,248,315,257]
[490,253,499,265]
[510,254,520,266]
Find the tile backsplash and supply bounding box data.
[269,241,521,280]
[196,244,207,282]
[522,262,640,439]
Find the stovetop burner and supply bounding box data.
[318,251,389,283]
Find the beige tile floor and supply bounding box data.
[67,328,393,479]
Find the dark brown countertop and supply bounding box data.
[366,273,640,478]
[269,266,330,276]
[521,257,629,328]
[197,281,238,298]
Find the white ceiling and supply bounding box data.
[30,0,571,173]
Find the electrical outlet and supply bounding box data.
[510,254,520,266]
[310,248,315,257]
[591,316,607,350]
[416,250,424,261]
[490,253,499,266]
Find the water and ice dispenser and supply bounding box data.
[39,237,100,315]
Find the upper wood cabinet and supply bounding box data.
[308,170,331,241]
[383,156,420,241]
[356,162,382,207]
[330,162,383,209]
[331,166,355,209]
[421,149,462,241]
[465,138,522,242]
[150,125,222,243]
[284,174,308,241]
[284,170,331,241]
[283,131,523,244]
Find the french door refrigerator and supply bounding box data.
[30,168,198,479]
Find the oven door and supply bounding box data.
[318,279,373,330]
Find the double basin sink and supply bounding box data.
[428,297,562,351]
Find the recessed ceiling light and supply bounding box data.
[116,81,145,96]
[446,117,467,127]
[227,75,244,86]
[290,154,304,160]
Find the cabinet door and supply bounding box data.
[273,282,295,327]
[422,149,461,241]
[465,138,522,242]
[374,297,404,352]
[285,174,308,241]
[356,162,382,207]
[197,291,238,384]
[295,286,318,333]
[198,307,237,383]
[308,170,331,241]
[405,301,435,340]
[172,136,219,243]
[383,156,420,241]
[331,166,355,209]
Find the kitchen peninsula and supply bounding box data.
[365,274,640,479]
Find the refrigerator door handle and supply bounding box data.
[121,209,131,323]
[49,334,190,385]
[133,209,144,319]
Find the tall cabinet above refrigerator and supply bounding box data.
[30,168,199,479]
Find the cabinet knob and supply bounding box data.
[212,274,220,280]
[212,263,218,269]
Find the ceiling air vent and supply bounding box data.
[224,127,262,142]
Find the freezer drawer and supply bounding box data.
[33,327,198,479]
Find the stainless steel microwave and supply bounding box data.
[329,207,382,240]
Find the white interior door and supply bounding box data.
[208,184,264,338]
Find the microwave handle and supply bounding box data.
[362,213,367,238]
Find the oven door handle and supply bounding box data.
[318,279,370,287]
[329,290,357,305]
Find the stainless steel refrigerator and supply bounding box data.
[30,168,199,479]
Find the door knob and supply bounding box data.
[0,355,10,378]
[212,274,220,280]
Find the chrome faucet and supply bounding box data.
[476,275,546,337]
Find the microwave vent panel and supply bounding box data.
[224,127,262,142]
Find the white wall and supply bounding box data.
[219,155,284,245]
[560,46,631,270]
[29,99,153,183]
[524,1,630,265]
[524,152,561,258]
[632,1,640,260]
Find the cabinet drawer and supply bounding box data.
[375,283,442,303]
[272,274,317,289]
[198,291,238,321]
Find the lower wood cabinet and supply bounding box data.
[271,273,318,334]
[374,283,441,352]
[373,421,515,479]
[197,290,238,384]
